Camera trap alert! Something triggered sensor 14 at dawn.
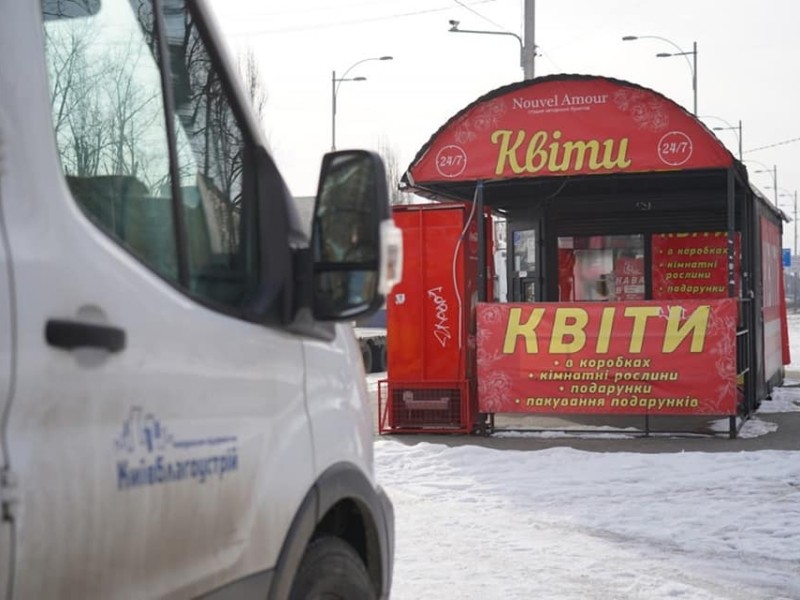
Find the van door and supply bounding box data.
[0,123,14,595]
[3,1,314,598]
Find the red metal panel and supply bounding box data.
[388,204,473,382]
[761,217,786,378]
[385,203,485,433]
[387,208,425,380]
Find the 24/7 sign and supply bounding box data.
[657,131,693,166]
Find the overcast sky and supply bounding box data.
[211,0,799,245]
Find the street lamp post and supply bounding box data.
[753,164,778,206]
[792,191,798,260]
[331,56,393,151]
[787,191,798,258]
[770,188,798,257]
[710,119,742,161]
[622,35,697,115]
[771,188,799,311]
[449,20,534,79]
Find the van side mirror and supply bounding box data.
[310,150,402,321]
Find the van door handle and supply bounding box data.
[45,319,126,353]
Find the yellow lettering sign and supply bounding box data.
[623,306,661,353]
[492,129,631,175]
[499,304,711,355]
[663,305,710,353]
[549,308,588,353]
[502,307,545,354]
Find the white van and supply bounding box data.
[0,1,399,598]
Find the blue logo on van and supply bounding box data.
[114,407,238,491]
[115,407,173,453]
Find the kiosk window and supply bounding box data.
[513,229,537,272]
[558,235,644,302]
[511,228,538,302]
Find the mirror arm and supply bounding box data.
[293,246,314,313]
[287,245,336,340]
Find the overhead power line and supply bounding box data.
[453,0,509,33]
[225,1,494,36]
[744,136,800,154]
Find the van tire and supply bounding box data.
[289,536,375,600]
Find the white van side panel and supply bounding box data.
[2,3,316,598]
[0,120,12,462]
[0,138,14,600]
[303,325,375,482]
[0,5,21,595]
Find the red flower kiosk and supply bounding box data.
[380,75,789,438]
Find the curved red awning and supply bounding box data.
[404,75,734,188]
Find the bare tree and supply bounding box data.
[237,47,268,127]
[44,21,111,176]
[45,25,89,141]
[169,4,246,252]
[376,139,413,205]
[105,37,163,181]
[45,17,165,186]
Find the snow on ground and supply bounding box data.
[767,387,800,412]
[376,437,800,600]
[787,312,800,372]
[373,317,800,599]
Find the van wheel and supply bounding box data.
[289,536,375,600]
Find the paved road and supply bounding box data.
[379,411,800,453]
[370,379,800,453]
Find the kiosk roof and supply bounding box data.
[402,74,740,203]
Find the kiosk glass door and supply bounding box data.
[511,227,538,302]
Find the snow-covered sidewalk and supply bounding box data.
[375,390,800,599]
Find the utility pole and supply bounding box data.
[794,190,798,313]
[773,165,778,207]
[692,41,697,116]
[736,119,742,162]
[522,0,536,79]
[794,190,798,258]
[449,0,536,79]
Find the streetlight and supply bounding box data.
[448,20,533,79]
[772,188,800,311]
[331,55,393,151]
[622,35,697,115]
[769,188,798,256]
[707,118,742,161]
[749,162,778,206]
[783,190,798,258]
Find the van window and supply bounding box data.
[42,0,258,310]
[42,0,179,282]
[162,0,258,307]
